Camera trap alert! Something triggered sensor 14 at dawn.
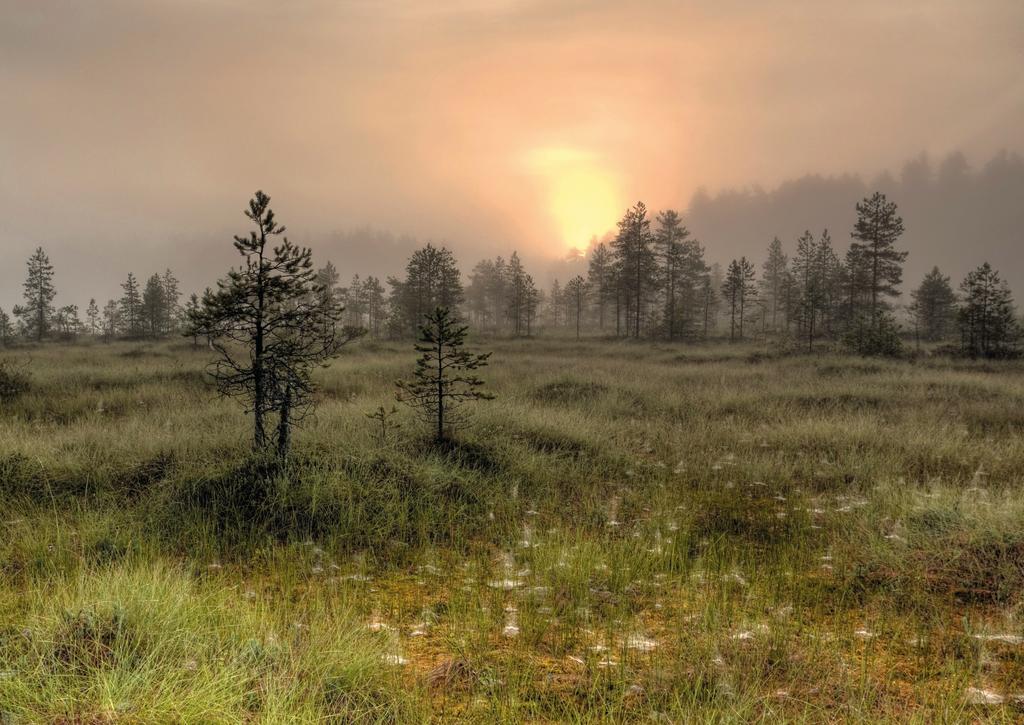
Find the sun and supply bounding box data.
[524,146,622,254]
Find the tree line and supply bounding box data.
[2,192,1019,358]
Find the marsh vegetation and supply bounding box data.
[1,339,1023,722]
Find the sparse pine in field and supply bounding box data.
[362,275,387,338]
[655,209,691,340]
[847,191,907,324]
[760,236,789,332]
[702,262,723,338]
[465,256,504,332]
[366,404,401,446]
[958,262,1019,358]
[396,307,493,443]
[85,298,100,336]
[792,230,840,351]
[54,304,81,339]
[119,272,144,338]
[190,190,364,457]
[586,241,615,331]
[183,293,201,347]
[611,201,658,338]
[161,269,181,333]
[387,244,464,337]
[843,308,904,357]
[0,308,13,346]
[547,278,564,328]
[565,275,588,340]
[504,252,533,337]
[13,246,56,342]
[101,299,121,342]
[721,257,757,341]
[909,266,958,343]
[141,273,166,339]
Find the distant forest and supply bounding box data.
[2,151,1021,359]
[685,150,1024,298]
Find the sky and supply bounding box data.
[1,0,1023,308]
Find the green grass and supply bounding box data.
[2,337,1024,722]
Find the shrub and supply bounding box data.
[842,312,904,357]
[0,358,30,403]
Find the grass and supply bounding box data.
[1,337,1024,722]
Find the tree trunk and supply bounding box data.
[276,381,291,459]
[436,334,444,441]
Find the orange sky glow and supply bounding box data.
[1,0,1022,303]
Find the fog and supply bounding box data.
[1,0,1022,308]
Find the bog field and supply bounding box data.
[1,339,1024,723]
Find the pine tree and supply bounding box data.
[86,299,100,336]
[55,304,81,338]
[184,293,201,346]
[344,274,368,328]
[547,279,564,328]
[702,263,722,338]
[102,300,120,341]
[190,191,363,456]
[387,244,463,336]
[958,263,1018,358]
[524,274,540,336]
[141,274,166,338]
[161,269,181,333]
[0,308,12,346]
[466,258,498,330]
[721,257,757,341]
[565,275,588,340]
[586,242,614,331]
[909,267,958,343]
[792,230,839,351]
[655,209,690,339]
[119,273,143,337]
[760,237,789,332]
[14,247,56,342]
[316,261,341,306]
[363,276,386,338]
[505,252,531,336]
[611,202,657,338]
[395,307,493,443]
[848,192,907,324]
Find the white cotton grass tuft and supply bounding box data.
[965,687,1003,705]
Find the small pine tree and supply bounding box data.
[958,263,1018,358]
[141,274,166,338]
[721,257,757,341]
[161,269,181,333]
[586,242,614,331]
[55,304,81,339]
[183,293,202,346]
[0,308,12,347]
[565,275,588,340]
[191,191,363,456]
[120,273,143,337]
[396,307,493,443]
[909,267,957,343]
[13,247,56,342]
[843,310,903,357]
[760,237,789,332]
[365,404,401,446]
[101,300,120,342]
[86,299,100,336]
